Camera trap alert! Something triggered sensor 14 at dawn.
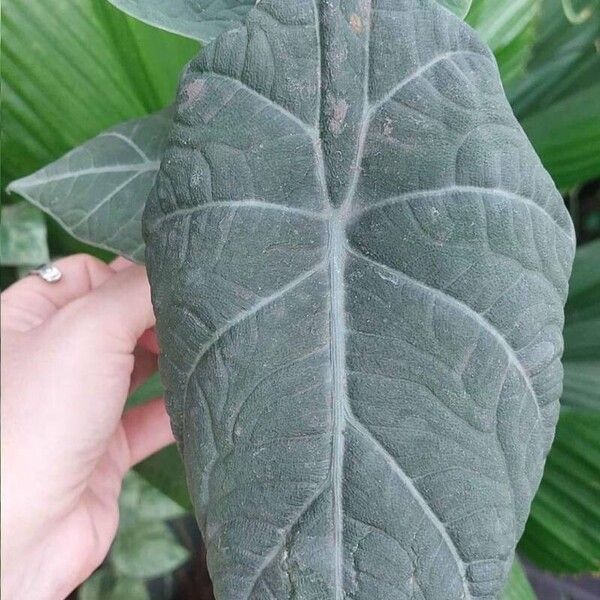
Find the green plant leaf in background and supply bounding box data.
[519,410,600,573]
[7,111,171,262]
[137,445,193,511]
[105,0,254,41]
[112,472,189,579]
[80,471,190,599]
[466,0,540,85]
[112,520,189,579]
[502,559,536,600]
[562,239,600,411]
[515,241,600,573]
[119,468,188,525]
[437,0,473,18]
[505,0,600,189]
[1,0,196,257]
[80,569,150,600]
[508,0,600,118]
[520,83,600,190]
[1,0,196,185]
[0,202,49,266]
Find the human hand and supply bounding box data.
[1,255,174,600]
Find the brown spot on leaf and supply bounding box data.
[329,98,349,136]
[350,13,363,34]
[181,79,205,108]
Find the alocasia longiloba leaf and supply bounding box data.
[143,0,575,597]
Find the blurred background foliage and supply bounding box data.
[1,0,599,598]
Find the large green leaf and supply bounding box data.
[519,410,600,573]
[561,240,600,410]
[144,1,575,597]
[521,83,600,190]
[1,0,196,189]
[106,0,254,41]
[7,112,171,262]
[466,0,540,85]
[508,0,600,118]
[5,0,553,262]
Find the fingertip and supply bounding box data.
[72,264,156,348]
[110,256,136,272]
[122,398,175,467]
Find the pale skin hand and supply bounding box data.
[1,255,175,600]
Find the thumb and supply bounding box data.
[51,264,156,354]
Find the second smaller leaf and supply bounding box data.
[106,0,254,41]
[7,111,172,262]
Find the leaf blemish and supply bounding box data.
[181,79,205,109]
[329,98,349,136]
[350,13,363,34]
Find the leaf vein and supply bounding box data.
[347,246,542,423]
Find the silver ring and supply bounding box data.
[29,263,62,283]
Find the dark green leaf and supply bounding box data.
[564,239,600,320]
[136,446,193,511]
[7,112,171,261]
[144,1,575,597]
[563,362,600,411]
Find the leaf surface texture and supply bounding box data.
[144,1,575,597]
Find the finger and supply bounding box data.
[57,264,156,353]
[110,256,136,272]
[138,328,160,354]
[121,398,175,467]
[1,254,113,331]
[129,345,158,394]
